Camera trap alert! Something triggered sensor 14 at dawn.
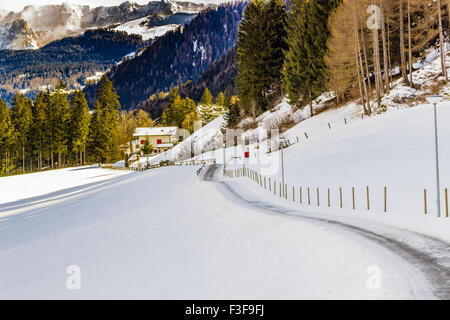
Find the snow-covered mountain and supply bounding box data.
[113,12,196,41]
[0,9,7,19]
[0,19,39,50]
[0,0,211,50]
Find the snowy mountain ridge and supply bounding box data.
[0,0,212,49]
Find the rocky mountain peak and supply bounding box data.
[0,1,212,50]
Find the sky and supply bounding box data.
[0,0,228,13]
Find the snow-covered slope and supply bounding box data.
[114,17,179,41]
[0,19,39,50]
[0,9,7,20]
[0,165,131,207]
[186,49,450,232]
[0,166,429,298]
[113,11,196,40]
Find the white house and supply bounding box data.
[130,127,180,155]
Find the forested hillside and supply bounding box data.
[0,29,145,105]
[232,0,450,123]
[179,46,238,101]
[139,46,237,119]
[84,1,246,110]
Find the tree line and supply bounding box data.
[83,2,246,111]
[0,77,153,176]
[327,0,450,114]
[161,87,233,132]
[139,46,238,120]
[236,0,450,120]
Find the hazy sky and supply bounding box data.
[0,0,228,13]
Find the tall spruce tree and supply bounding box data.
[0,98,15,176]
[30,91,47,171]
[283,0,341,116]
[43,88,57,169]
[52,81,70,168]
[223,95,241,128]
[237,0,288,116]
[89,76,122,163]
[69,90,91,165]
[215,92,225,106]
[10,93,32,173]
[200,88,213,106]
[161,87,183,126]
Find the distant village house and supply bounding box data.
[130,127,180,155]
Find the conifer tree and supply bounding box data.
[161,87,183,126]
[69,90,91,165]
[237,0,288,115]
[10,93,32,173]
[89,76,121,163]
[215,92,225,106]
[30,91,47,170]
[0,98,15,176]
[200,88,213,106]
[162,89,197,128]
[52,81,70,168]
[199,104,215,124]
[283,0,341,116]
[223,95,241,128]
[140,138,154,167]
[43,88,57,169]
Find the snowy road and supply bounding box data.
[0,165,448,299]
[206,165,450,299]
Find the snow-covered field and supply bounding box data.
[0,165,437,299]
[1,100,449,298]
[0,166,131,210]
[193,99,450,245]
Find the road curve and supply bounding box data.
[203,164,450,299]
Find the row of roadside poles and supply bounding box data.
[222,135,289,198]
[221,95,445,217]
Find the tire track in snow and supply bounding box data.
[203,164,450,299]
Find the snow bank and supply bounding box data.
[0,166,423,299]
[223,101,450,239]
[0,165,131,206]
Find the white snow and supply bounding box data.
[129,155,160,168]
[0,166,429,298]
[0,165,131,208]
[114,17,179,41]
[85,71,104,82]
[210,99,450,245]
[178,50,450,242]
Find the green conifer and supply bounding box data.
[200,88,213,106]
[69,90,91,165]
[0,98,15,175]
[11,93,32,173]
